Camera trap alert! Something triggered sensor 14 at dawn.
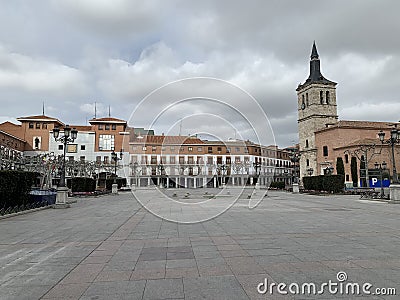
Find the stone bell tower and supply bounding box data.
[297,42,338,179]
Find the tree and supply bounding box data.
[351,156,358,187]
[336,157,345,176]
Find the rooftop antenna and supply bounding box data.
[94,102,97,119]
[179,119,183,136]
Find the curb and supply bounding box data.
[0,205,52,220]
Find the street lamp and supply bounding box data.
[157,163,165,188]
[253,161,261,186]
[111,149,123,184]
[52,125,78,207]
[374,161,387,198]
[52,125,78,187]
[378,128,399,183]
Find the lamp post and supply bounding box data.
[253,161,261,189]
[157,163,165,188]
[52,125,78,207]
[378,126,400,203]
[289,151,300,193]
[378,128,399,183]
[374,161,387,198]
[111,149,123,193]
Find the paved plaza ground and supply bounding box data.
[0,188,399,299]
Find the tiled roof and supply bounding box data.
[89,117,127,124]
[69,125,93,131]
[130,135,205,145]
[17,115,64,124]
[316,120,399,133]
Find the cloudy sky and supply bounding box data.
[0,0,399,147]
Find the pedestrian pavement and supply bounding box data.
[0,189,399,299]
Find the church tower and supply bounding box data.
[297,42,338,179]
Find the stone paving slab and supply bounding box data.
[0,190,399,299]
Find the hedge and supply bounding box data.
[303,175,344,193]
[0,170,38,209]
[105,177,127,190]
[269,181,286,189]
[67,177,96,192]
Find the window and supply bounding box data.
[188,147,193,152]
[161,156,166,164]
[81,145,86,151]
[142,146,147,151]
[96,156,101,163]
[188,156,194,164]
[197,147,203,152]
[67,144,77,153]
[345,154,349,164]
[58,145,63,150]
[151,156,157,164]
[320,91,324,104]
[180,146,184,152]
[105,124,110,130]
[80,156,85,162]
[170,156,176,164]
[131,155,138,163]
[111,124,116,130]
[207,157,213,165]
[306,140,309,148]
[346,174,350,181]
[36,123,41,129]
[98,124,103,130]
[99,135,114,151]
[208,147,213,153]
[132,146,137,151]
[104,156,109,164]
[244,147,249,154]
[29,122,34,129]
[302,94,305,102]
[306,93,309,106]
[326,91,330,104]
[226,147,230,153]
[34,137,40,149]
[235,147,240,152]
[152,146,157,152]
[179,156,185,164]
[68,156,74,162]
[42,123,47,129]
[323,146,328,157]
[306,159,310,167]
[170,146,175,151]
[217,147,222,152]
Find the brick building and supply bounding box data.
[297,43,399,187]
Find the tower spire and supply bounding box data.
[311,41,319,59]
[42,101,45,115]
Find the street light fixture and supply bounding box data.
[52,125,78,187]
[52,125,78,207]
[374,161,387,198]
[378,128,399,183]
[111,149,123,184]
